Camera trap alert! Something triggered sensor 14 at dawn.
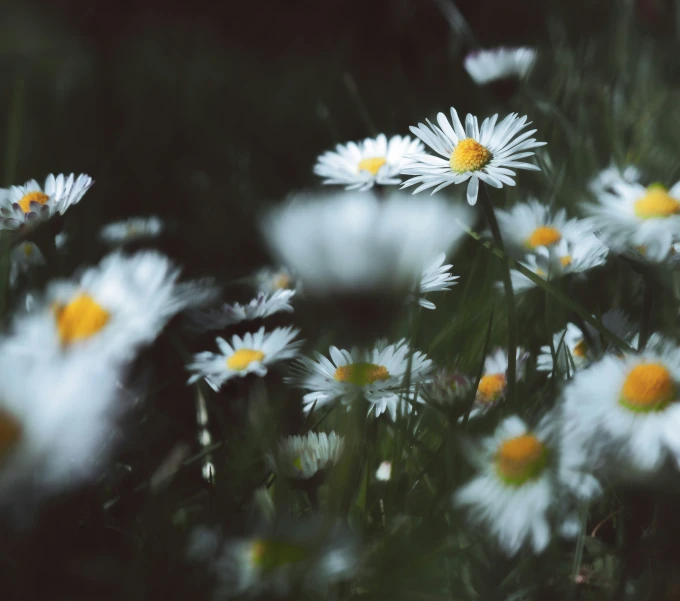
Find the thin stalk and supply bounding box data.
[478,184,517,409]
[639,273,654,351]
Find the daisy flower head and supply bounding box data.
[314,134,424,191]
[401,108,545,205]
[269,431,345,480]
[288,338,433,421]
[588,163,641,196]
[0,173,93,230]
[422,367,472,407]
[187,326,301,391]
[100,215,164,246]
[410,252,459,310]
[262,190,473,296]
[9,242,45,287]
[562,333,680,475]
[464,47,537,86]
[254,266,297,295]
[472,348,529,414]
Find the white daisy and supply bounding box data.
[9,242,45,287]
[100,215,164,246]
[463,47,537,85]
[400,108,545,205]
[288,338,433,421]
[561,333,680,474]
[588,163,641,196]
[314,134,424,191]
[471,348,529,415]
[269,431,344,479]
[185,289,295,331]
[254,266,297,295]
[454,414,599,555]
[187,326,301,391]
[376,460,392,481]
[0,173,93,230]
[411,252,458,310]
[584,180,680,262]
[422,368,472,407]
[8,251,217,362]
[262,190,473,296]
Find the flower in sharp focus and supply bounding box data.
[410,252,458,310]
[187,326,301,391]
[9,242,45,287]
[288,339,433,421]
[262,190,473,296]
[314,134,424,191]
[269,431,345,480]
[99,216,164,246]
[463,47,537,85]
[401,108,545,205]
[472,348,529,416]
[254,266,297,295]
[0,173,93,230]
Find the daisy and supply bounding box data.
[584,180,680,262]
[187,326,301,391]
[100,215,164,246]
[463,47,537,85]
[471,348,529,416]
[454,414,599,555]
[269,431,344,479]
[8,251,217,362]
[561,333,680,474]
[9,242,45,287]
[422,367,472,407]
[588,163,641,196]
[400,108,545,205]
[376,460,392,481]
[314,134,424,191]
[288,338,433,420]
[185,289,295,331]
[411,252,458,310]
[262,190,473,296]
[0,173,93,230]
[254,266,297,295]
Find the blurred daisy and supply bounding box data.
[472,348,529,416]
[401,108,545,205]
[411,252,458,310]
[376,460,392,481]
[562,333,680,474]
[314,134,423,191]
[464,47,537,85]
[185,289,295,331]
[9,251,217,361]
[9,242,45,287]
[0,173,93,230]
[289,339,433,420]
[255,267,297,295]
[100,216,164,246]
[584,181,680,262]
[423,367,472,407]
[187,326,301,391]
[262,191,472,296]
[269,431,344,479]
[588,163,641,196]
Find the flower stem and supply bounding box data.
[478,184,517,409]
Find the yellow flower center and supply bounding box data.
[357,157,387,176]
[620,362,676,412]
[334,362,390,386]
[450,138,492,173]
[496,434,548,485]
[23,243,34,257]
[633,186,680,219]
[249,539,308,572]
[477,373,506,403]
[635,245,647,256]
[53,294,110,346]
[526,226,562,249]
[272,273,292,290]
[292,456,303,471]
[227,348,265,371]
[0,408,21,463]
[18,191,49,214]
[560,255,573,267]
[573,339,588,358]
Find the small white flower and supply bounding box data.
[376,460,392,481]
[254,267,297,295]
[269,431,344,479]
[401,108,545,205]
[0,173,93,230]
[314,134,424,191]
[464,47,537,85]
[288,339,433,420]
[100,216,164,246]
[187,326,301,391]
[470,348,529,417]
[411,252,458,310]
[262,190,473,296]
[9,242,45,287]
[587,163,641,196]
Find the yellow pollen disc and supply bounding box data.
[292,456,303,470]
[334,362,390,386]
[477,373,506,403]
[635,245,647,256]
[0,408,21,463]
[18,191,49,214]
[560,255,573,267]
[449,138,492,173]
[535,267,547,277]
[573,340,588,358]
[53,294,110,346]
[526,226,562,249]
[227,348,265,371]
[633,187,680,219]
[496,434,548,485]
[620,362,676,412]
[357,157,387,176]
[272,273,292,290]
[23,244,34,257]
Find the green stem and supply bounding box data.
[478,184,517,410]
[639,273,654,351]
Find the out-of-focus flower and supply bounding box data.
[401,108,545,205]
[587,163,641,196]
[411,252,458,310]
[262,191,472,296]
[288,338,432,420]
[9,242,45,287]
[99,215,164,246]
[0,173,93,230]
[268,432,344,480]
[376,460,392,481]
[463,47,537,85]
[187,326,301,391]
[472,348,529,415]
[422,367,472,406]
[254,267,297,295]
[314,134,423,191]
